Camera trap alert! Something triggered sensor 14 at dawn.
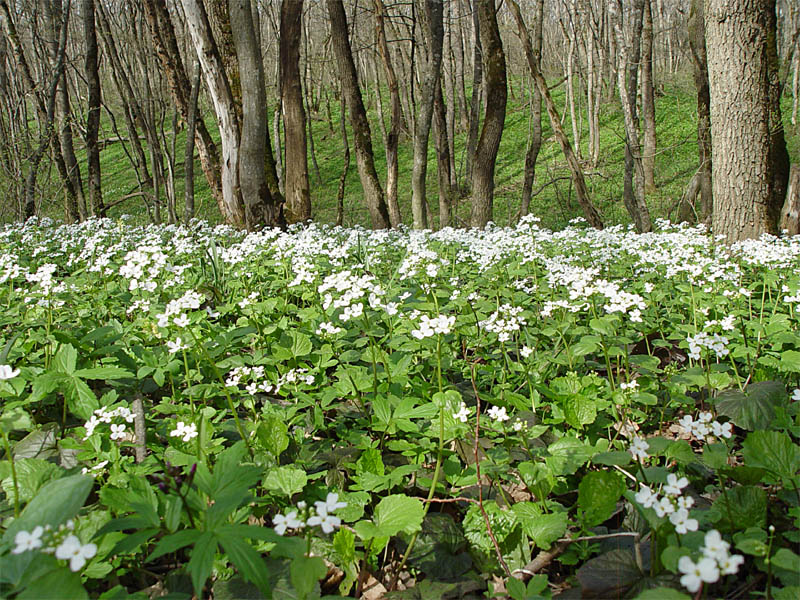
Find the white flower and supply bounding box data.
[792,388,800,402]
[702,530,731,561]
[12,526,44,554]
[166,337,189,354]
[628,436,649,460]
[487,405,510,422]
[307,506,341,534]
[453,402,471,423]
[273,510,304,535]
[678,555,719,593]
[663,473,689,497]
[0,364,20,379]
[109,423,126,441]
[55,535,97,571]
[173,313,190,328]
[717,552,745,575]
[520,345,533,359]
[170,421,198,442]
[619,380,639,391]
[711,420,733,439]
[317,492,348,513]
[634,484,657,509]
[653,496,676,518]
[669,508,699,534]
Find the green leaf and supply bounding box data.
[290,555,326,600]
[772,549,800,573]
[518,462,555,500]
[72,367,133,380]
[546,436,595,475]
[742,430,800,483]
[708,486,767,532]
[633,588,690,600]
[665,440,696,465]
[0,408,33,432]
[263,466,307,497]
[578,471,625,527]
[1,458,61,504]
[564,394,597,428]
[257,415,289,458]
[148,529,202,562]
[188,532,217,596]
[592,451,633,467]
[19,567,88,600]
[374,494,424,537]
[522,511,568,549]
[217,531,272,596]
[715,381,787,430]
[289,331,312,358]
[54,344,77,374]
[63,376,99,420]
[779,350,800,373]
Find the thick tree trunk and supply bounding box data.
[707,0,787,241]
[280,0,311,223]
[181,0,245,227]
[509,0,603,229]
[83,0,104,217]
[141,0,224,211]
[688,0,712,220]
[641,0,657,192]
[612,0,651,233]
[411,0,444,230]
[327,0,390,229]
[433,81,453,228]
[469,0,506,228]
[465,1,482,189]
[520,0,544,218]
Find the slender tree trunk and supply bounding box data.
[184,60,201,223]
[280,0,311,223]
[641,0,657,191]
[706,0,787,240]
[688,0,712,220]
[327,0,390,229]
[411,0,444,229]
[373,0,402,226]
[469,0,506,228]
[612,0,651,232]
[336,90,349,226]
[433,81,452,228]
[82,0,104,217]
[520,0,544,218]
[508,0,603,229]
[465,0,482,188]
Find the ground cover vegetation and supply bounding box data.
[0,216,799,598]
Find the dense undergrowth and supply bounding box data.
[0,216,799,599]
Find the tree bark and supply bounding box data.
[520,0,544,218]
[433,81,453,228]
[184,60,201,223]
[707,0,788,241]
[411,0,444,230]
[83,0,104,217]
[465,0,482,189]
[469,0,506,229]
[509,0,603,229]
[280,0,311,223]
[641,0,657,192]
[327,0,390,229]
[688,0,712,220]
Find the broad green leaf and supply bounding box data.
[592,451,632,467]
[148,529,202,562]
[263,466,307,497]
[779,350,800,373]
[546,436,595,475]
[0,408,33,432]
[772,548,800,573]
[54,343,77,374]
[374,494,424,537]
[742,430,800,483]
[578,471,625,527]
[1,458,61,504]
[18,567,88,600]
[257,414,289,458]
[290,555,326,600]
[188,532,217,596]
[564,394,597,428]
[708,486,766,532]
[522,511,568,549]
[715,381,787,430]
[63,376,98,420]
[73,367,133,380]
[633,588,690,600]
[289,331,312,358]
[217,531,272,596]
[665,440,696,465]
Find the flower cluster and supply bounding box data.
[480,304,526,343]
[411,314,455,339]
[170,421,198,442]
[634,473,698,534]
[686,331,730,360]
[83,405,135,441]
[12,520,97,572]
[225,365,314,396]
[155,289,204,328]
[273,492,348,536]
[678,530,744,592]
[678,411,733,443]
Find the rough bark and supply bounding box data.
[469,0,506,229]
[280,0,311,223]
[688,0,712,220]
[641,0,657,192]
[707,0,787,241]
[140,0,224,210]
[780,164,800,234]
[184,60,201,223]
[465,0,482,188]
[508,0,603,229]
[433,81,453,228]
[83,0,104,217]
[411,0,444,230]
[327,0,390,229]
[612,0,651,233]
[520,0,544,218]
[374,0,402,227]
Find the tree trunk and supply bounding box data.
[411,0,444,230]
[612,0,651,233]
[465,0,482,189]
[327,0,390,229]
[83,0,104,217]
[373,0,402,227]
[181,0,245,227]
[433,81,453,228]
[688,0,712,220]
[141,0,224,211]
[280,0,311,223]
[641,0,657,192]
[520,0,544,218]
[184,60,201,223]
[780,164,800,234]
[469,0,506,228]
[707,0,788,241]
[508,0,603,229]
